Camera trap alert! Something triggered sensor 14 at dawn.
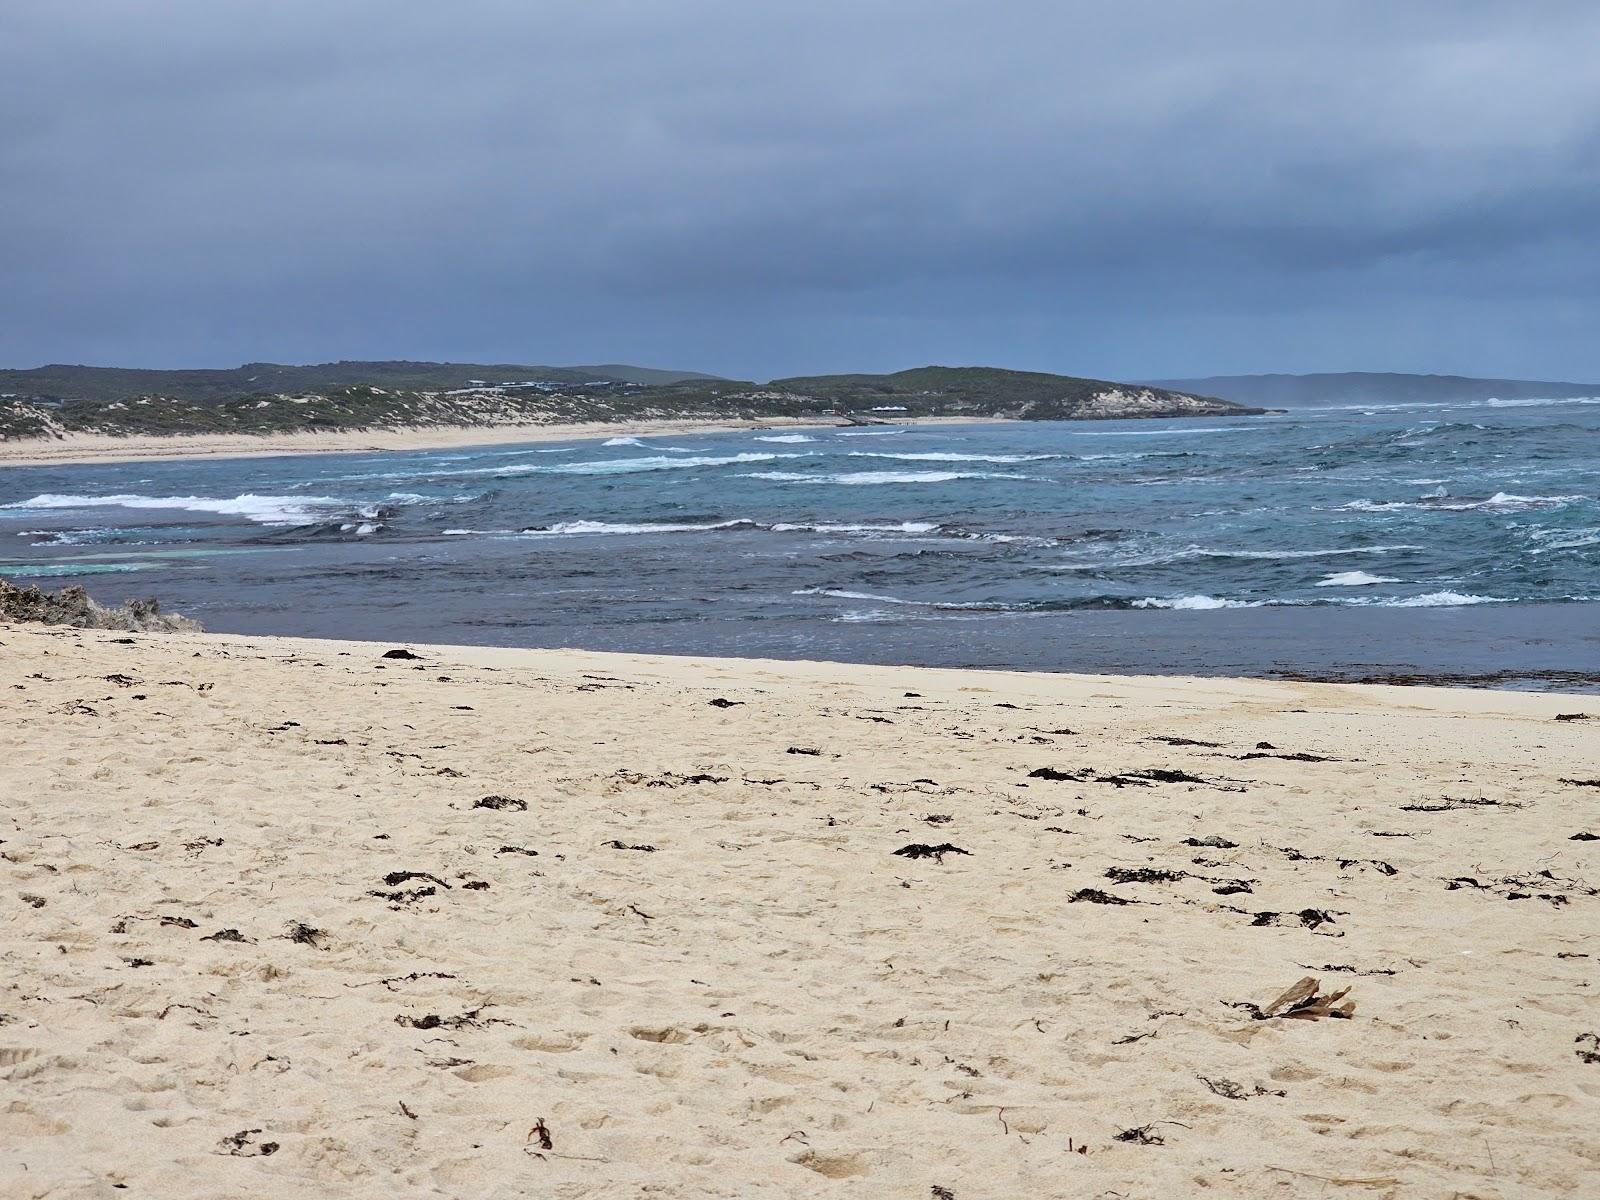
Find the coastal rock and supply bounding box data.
[0,578,199,633]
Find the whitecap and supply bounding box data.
[527,519,758,535]
[1316,571,1401,587]
[1,492,348,526]
[1132,595,1264,610]
[847,451,1061,464]
[755,434,816,443]
[770,521,940,534]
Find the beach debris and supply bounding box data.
[1299,963,1395,977]
[527,1118,554,1150]
[613,770,728,787]
[218,1129,278,1157]
[1105,867,1185,885]
[602,840,658,852]
[707,697,744,708]
[1338,858,1398,876]
[1554,712,1589,721]
[462,880,490,890]
[922,814,953,825]
[383,871,450,889]
[395,1006,486,1030]
[496,844,540,856]
[19,894,46,909]
[183,837,224,856]
[1148,736,1221,747]
[1445,870,1596,905]
[1183,835,1238,849]
[201,928,252,943]
[1113,1123,1167,1145]
[1401,795,1521,812]
[1028,765,1229,788]
[1250,908,1340,931]
[1576,1033,1600,1064]
[104,673,137,687]
[352,971,458,991]
[1233,975,1355,1021]
[381,648,421,659]
[1560,778,1600,788]
[284,923,325,946]
[931,1187,956,1200]
[787,746,821,756]
[1199,1075,1286,1100]
[894,843,971,863]
[1068,888,1138,906]
[473,794,527,811]
[1571,833,1599,841]
[1235,751,1337,762]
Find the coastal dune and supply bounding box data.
[1,625,1596,1197]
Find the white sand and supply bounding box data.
[0,416,997,467]
[2,625,1597,1197]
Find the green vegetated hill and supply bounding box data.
[0,360,724,405]
[0,361,1259,440]
[771,366,1253,421]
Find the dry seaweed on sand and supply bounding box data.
[894,843,971,863]
[1230,975,1356,1021]
[1400,795,1522,812]
[473,794,527,811]
[1068,888,1139,905]
[1199,1075,1286,1100]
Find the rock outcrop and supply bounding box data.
[0,578,200,632]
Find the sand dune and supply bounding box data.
[2,624,1596,1197]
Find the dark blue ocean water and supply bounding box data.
[3,398,1598,684]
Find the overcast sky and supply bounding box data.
[3,1,1598,381]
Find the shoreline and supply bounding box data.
[0,414,1006,467]
[3,622,1595,1197]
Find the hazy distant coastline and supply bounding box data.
[1148,371,1600,408]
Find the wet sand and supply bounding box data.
[2,624,1597,1197]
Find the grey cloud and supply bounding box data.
[2,0,1598,379]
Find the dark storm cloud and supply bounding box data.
[2,0,1598,379]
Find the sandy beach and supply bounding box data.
[2,624,1596,1197]
[0,417,1002,468]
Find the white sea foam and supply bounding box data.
[755,434,815,443]
[533,519,756,535]
[745,469,1031,485]
[771,521,940,534]
[847,451,1061,464]
[1316,571,1400,587]
[1,492,347,525]
[1069,426,1240,437]
[835,428,906,436]
[1132,594,1264,610]
[1341,493,1585,513]
[1363,591,1505,607]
